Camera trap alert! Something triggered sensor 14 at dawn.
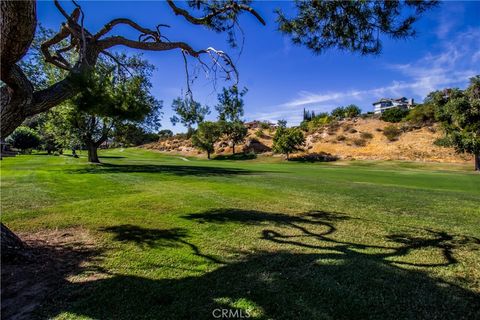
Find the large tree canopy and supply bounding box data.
[277,0,438,55]
[431,76,480,171]
[0,0,264,139]
[1,0,438,140]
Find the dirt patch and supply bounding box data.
[1,228,102,320]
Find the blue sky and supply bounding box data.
[38,1,480,132]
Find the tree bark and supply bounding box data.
[475,153,480,171]
[207,151,211,159]
[87,142,100,163]
[232,144,235,154]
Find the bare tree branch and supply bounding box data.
[166,0,266,26]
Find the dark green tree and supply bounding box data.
[273,127,305,159]
[42,55,162,163]
[220,120,248,154]
[6,126,40,153]
[277,1,438,55]
[331,107,346,119]
[158,129,174,140]
[380,107,409,123]
[192,121,222,159]
[434,76,480,171]
[215,86,248,122]
[171,97,210,134]
[344,105,362,118]
[114,123,160,147]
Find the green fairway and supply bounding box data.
[1,148,479,319]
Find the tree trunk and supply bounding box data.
[286,152,289,160]
[475,153,480,171]
[87,142,100,163]
[207,151,211,159]
[232,144,235,154]
[1,223,25,259]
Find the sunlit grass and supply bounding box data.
[1,148,479,319]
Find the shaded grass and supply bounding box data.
[1,148,479,319]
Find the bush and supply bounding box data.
[331,107,345,119]
[336,135,346,141]
[360,132,373,139]
[344,104,362,118]
[288,152,338,162]
[307,115,331,131]
[405,104,436,126]
[255,129,264,138]
[380,107,409,123]
[352,138,367,146]
[7,126,41,152]
[259,121,270,130]
[383,125,402,141]
[349,128,358,134]
[433,137,452,147]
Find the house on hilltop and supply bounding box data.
[373,97,414,114]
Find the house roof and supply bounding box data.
[372,97,408,105]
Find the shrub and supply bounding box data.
[405,104,436,126]
[360,132,373,139]
[336,135,346,141]
[259,121,270,130]
[307,115,331,131]
[344,104,362,118]
[349,128,358,134]
[331,106,345,119]
[352,138,367,146]
[255,129,264,138]
[380,107,409,123]
[7,126,41,152]
[288,152,338,162]
[383,125,402,141]
[433,137,452,147]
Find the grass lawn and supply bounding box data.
[1,148,479,319]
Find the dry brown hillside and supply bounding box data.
[141,119,472,163]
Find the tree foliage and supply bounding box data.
[191,121,223,159]
[344,104,362,118]
[277,1,438,55]
[220,120,248,154]
[215,85,247,122]
[331,107,346,119]
[6,126,41,152]
[272,126,305,159]
[171,97,210,130]
[405,104,436,126]
[433,76,480,170]
[331,105,361,119]
[380,107,409,123]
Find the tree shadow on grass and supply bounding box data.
[11,210,480,319]
[100,224,224,265]
[213,153,257,161]
[1,229,105,320]
[66,163,261,176]
[98,156,126,159]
